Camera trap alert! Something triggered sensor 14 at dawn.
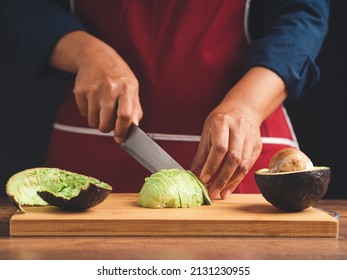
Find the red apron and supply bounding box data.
[46,0,298,193]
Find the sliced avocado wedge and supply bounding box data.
[6,167,112,212]
[187,171,212,205]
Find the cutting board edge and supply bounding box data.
[9,216,339,238]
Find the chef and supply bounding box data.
[0,0,329,199]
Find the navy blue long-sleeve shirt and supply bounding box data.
[0,0,330,99]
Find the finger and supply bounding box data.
[208,131,243,199]
[86,84,101,128]
[132,94,143,126]
[220,135,261,199]
[114,94,133,143]
[199,125,230,186]
[190,130,209,179]
[220,176,243,199]
[87,99,100,129]
[99,102,117,133]
[73,86,88,118]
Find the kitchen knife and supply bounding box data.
[120,123,211,205]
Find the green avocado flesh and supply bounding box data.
[254,166,330,212]
[6,168,112,212]
[138,169,211,208]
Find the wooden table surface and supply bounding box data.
[1,196,346,260]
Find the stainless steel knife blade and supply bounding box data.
[120,123,211,205]
[120,123,183,173]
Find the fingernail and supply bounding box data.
[221,190,231,199]
[210,188,221,199]
[115,137,122,144]
[201,175,211,184]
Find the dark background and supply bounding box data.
[285,0,347,199]
[1,1,346,199]
[0,26,64,197]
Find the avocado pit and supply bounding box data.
[269,147,314,173]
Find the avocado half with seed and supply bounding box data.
[255,167,330,212]
[254,148,331,212]
[6,167,112,212]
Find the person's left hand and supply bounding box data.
[191,105,262,199]
[191,67,288,200]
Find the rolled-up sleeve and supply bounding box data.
[245,0,330,99]
[0,0,86,76]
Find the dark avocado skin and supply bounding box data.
[254,168,331,212]
[37,184,111,211]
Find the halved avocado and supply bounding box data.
[138,169,211,208]
[6,167,112,212]
[254,167,331,212]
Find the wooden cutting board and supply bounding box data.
[10,194,339,237]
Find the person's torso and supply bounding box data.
[48,0,297,193]
[58,0,248,135]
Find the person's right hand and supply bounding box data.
[74,45,143,143]
[50,31,143,143]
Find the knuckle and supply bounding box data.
[101,79,115,93]
[73,82,82,93]
[116,110,132,122]
[213,142,228,155]
[238,160,250,176]
[115,77,139,94]
[88,82,99,93]
[212,112,229,122]
[226,150,242,164]
[73,85,88,99]
[206,113,229,129]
